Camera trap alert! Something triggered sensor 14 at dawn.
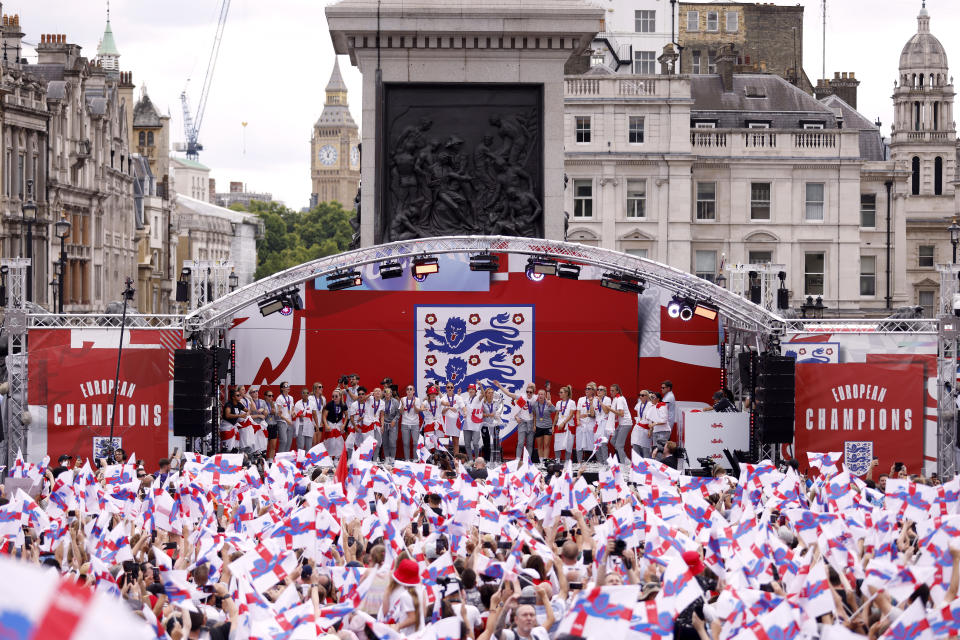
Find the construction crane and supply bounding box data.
[180,0,231,160]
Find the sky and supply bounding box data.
[14,0,960,211]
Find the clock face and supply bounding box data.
[350,145,360,167]
[318,144,338,166]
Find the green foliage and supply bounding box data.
[248,200,353,280]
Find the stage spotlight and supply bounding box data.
[526,257,558,276]
[412,256,439,279]
[601,272,644,294]
[327,271,363,291]
[679,298,696,321]
[285,291,303,311]
[378,261,404,279]
[557,263,581,280]
[470,253,500,272]
[525,266,545,282]
[667,296,682,318]
[693,303,719,321]
[259,296,285,317]
[175,267,191,303]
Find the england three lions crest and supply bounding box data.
[844,441,873,476]
[416,305,534,434]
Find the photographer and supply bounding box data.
[654,440,682,469]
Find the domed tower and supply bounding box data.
[310,58,361,208]
[891,2,955,197]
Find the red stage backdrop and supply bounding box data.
[29,329,172,469]
[794,362,925,476]
[231,264,724,457]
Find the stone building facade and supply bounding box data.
[580,0,677,75]
[563,4,960,316]
[678,2,812,93]
[310,59,360,208]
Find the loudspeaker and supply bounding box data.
[175,279,189,303]
[173,349,214,437]
[756,353,795,444]
[738,351,757,388]
[213,347,231,377]
[777,288,790,309]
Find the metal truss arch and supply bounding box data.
[185,235,786,334]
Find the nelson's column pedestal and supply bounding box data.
[326,0,603,247]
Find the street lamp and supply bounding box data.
[21,179,38,302]
[228,270,239,292]
[49,278,58,312]
[54,217,71,313]
[949,218,960,264]
[0,265,8,307]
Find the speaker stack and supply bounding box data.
[755,353,796,444]
[173,349,214,438]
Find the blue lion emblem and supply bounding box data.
[844,441,873,476]
[424,313,524,354]
[425,352,524,390]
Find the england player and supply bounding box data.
[294,388,316,452]
[553,385,576,463]
[361,387,385,455]
[576,382,599,464]
[460,384,483,460]
[493,380,535,462]
[322,389,348,462]
[420,386,443,453]
[440,382,464,456]
[400,384,421,461]
[610,383,633,464]
[346,386,367,456]
[274,382,295,454]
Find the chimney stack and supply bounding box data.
[716,44,737,93]
[815,72,860,108]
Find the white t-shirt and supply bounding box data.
[380,587,423,632]
[633,399,652,447]
[555,398,576,433]
[599,395,615,435]
[513,389,535,422]
[611,394,632,427]
[349,400,365,429]
[274,393,295,421]
[463,394,483,432]
[662,390,677,428]
[441,393,464,431]
[363,397,385,428]
[293,399,314,434]
[421,397,442,424]
[400,395,421,427]
[577,396,598,430]
[651,402,671,434]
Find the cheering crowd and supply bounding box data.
[218,376,702,468]
[2,417,959,640]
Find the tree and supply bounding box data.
[242,200,353,280]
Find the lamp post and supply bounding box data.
[49,278,58,312]
[21,179,37,302]
[54,217,71,313]
[950,219,960,264]
[228,270,239,292]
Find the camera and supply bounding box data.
[612,538,627,556]
[544,460,564,478]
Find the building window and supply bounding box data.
[748,250,772,264]
[686,10,699,31]
[634,50,656,74]
[935,156,943,195]
[693,121,716,128]
[147,131,154,146]
[860,255,876,296]
[750,182,771,220]
[805,183,825,221]
[635,10,655,33]
[626,248,649,258]
[706,11,719,31]
[691,50,702,74]
[575,116,591,143]
[628,116,645,143]
[696,182,716,220]
[918,290,935,316]
[912,156,921,195]
[707,50,717,73]
[804,252,825,295]
[747,122,771,129]
[695,250,717,282]
[725,11,739,31]
[573,179,593,217]
[626,179,646,218]
[591,52,605,67]
[138,131,145,146]
[802,122,825,130]
[918,245,935,267]
[860,194,876,228]
[17,153,24,199]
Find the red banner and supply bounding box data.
[28,330,170,469]
[794,362,925,476]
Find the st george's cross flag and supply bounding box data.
[0,555,153,640]
[557,585,639,638]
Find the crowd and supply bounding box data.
[1,428,958,640]
[218,376,713,469]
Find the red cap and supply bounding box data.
[467,384,476,390]
[427,386,439,395]
[393,558,421,586]
[682,550,705,576]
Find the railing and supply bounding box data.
[27,313,185,329]
[783,318,939,334]
[743,131,776,148]
[690,130,727,148]
[690,128,858,156]
[904,131,954,142]
[793,131,836,149]
[566,78,600,96]
[565,74,674,99]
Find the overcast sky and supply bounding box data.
[16,0,959,210]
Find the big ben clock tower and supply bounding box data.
[310,58,361,207]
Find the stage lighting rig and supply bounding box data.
[469,253,500,272]
[679,298,695,321]
[378,261,404,279]
[667,295,682,318]
[327,271,363,291]
[259,295,285,317]
[526,256,558,277]
[600,272,644,294]
[557,263,581,280]
[412,256,439,281]
[693,303,719,321]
